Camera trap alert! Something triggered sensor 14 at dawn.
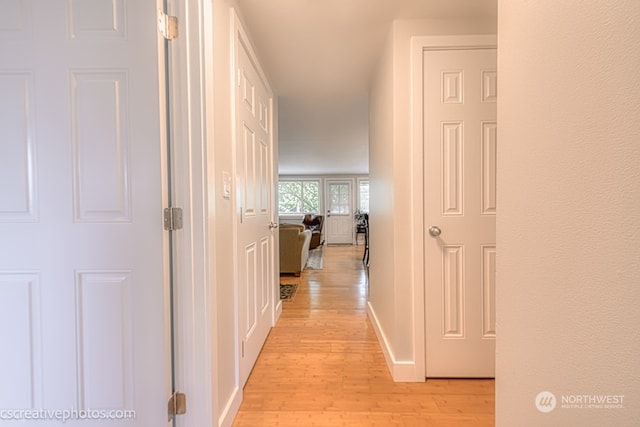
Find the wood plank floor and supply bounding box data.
[232,245,495,426]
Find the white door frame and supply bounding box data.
[168,6,277,425]
[410,35,497,381]
[166,0,215,426]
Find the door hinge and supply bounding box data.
[158,10,178,40]
[167,392,187,422]
[164,207,183,231]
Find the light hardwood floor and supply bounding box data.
[232,245,495,426]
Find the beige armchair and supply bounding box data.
[279,224,312,276]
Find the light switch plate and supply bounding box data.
[222,171,231,199]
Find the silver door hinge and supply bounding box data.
[164,207,183,231]
[158,10,178,40]
[167,392,187,422]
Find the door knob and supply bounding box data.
[428,226,442,237]
[268,222,278,230]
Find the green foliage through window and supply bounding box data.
[278,180,320,214]
[359,180,369,213]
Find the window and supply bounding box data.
[278,180,320,214]
[358,179,369,213]
[328,182,351,215]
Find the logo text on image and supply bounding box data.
[535,391,557,413]
[535,391,626,412]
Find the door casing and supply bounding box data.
[409,35,498,381]
[165,0,215,426]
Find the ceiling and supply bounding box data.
[235,0,497,175]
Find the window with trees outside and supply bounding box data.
[358,179,369,213]
[278,180,320,214]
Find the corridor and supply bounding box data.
[233,245,494,426]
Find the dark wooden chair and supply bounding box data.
[302,214,324,249]
[357,214,369,266]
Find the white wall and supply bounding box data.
[368,24,397,372]
[496,1,640,425]
[368,18,497,380]
[208,3,280,424]
[209,0,242,424]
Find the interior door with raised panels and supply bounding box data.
[0,1,171,425]
[424,48,497,378]
[235,20,275,388]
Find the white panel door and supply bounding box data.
[325,180,353,245]
[0,1,170,425]
[424,48,497,377]
[235,28,275,387]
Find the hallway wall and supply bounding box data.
[208,3,280,424]
[496,1,640,424]
[209,0,247,424]
[368,18,496,380]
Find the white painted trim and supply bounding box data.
[229,8,241,398]
[156,0,173,420]
[201,0,220,424]
[367,303,421,382]
[367,302,394,375]
[270,97,280,326]
[408,34,427,383]
[410,34,497,381]
[411,34,497,50]
[218,385,242,427]
[167,0,216,426]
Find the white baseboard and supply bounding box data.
[275,299,282,323]
[392,360,423,382]
[367,302,424,382]
[218,386,242,427]
[366,302,395,373]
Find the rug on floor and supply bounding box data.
[306,245,324,269]
[280,283,299,301]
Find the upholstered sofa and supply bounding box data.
[279,224,312,276]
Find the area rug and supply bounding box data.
[280,283,299,301]
[306,246,324,269]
